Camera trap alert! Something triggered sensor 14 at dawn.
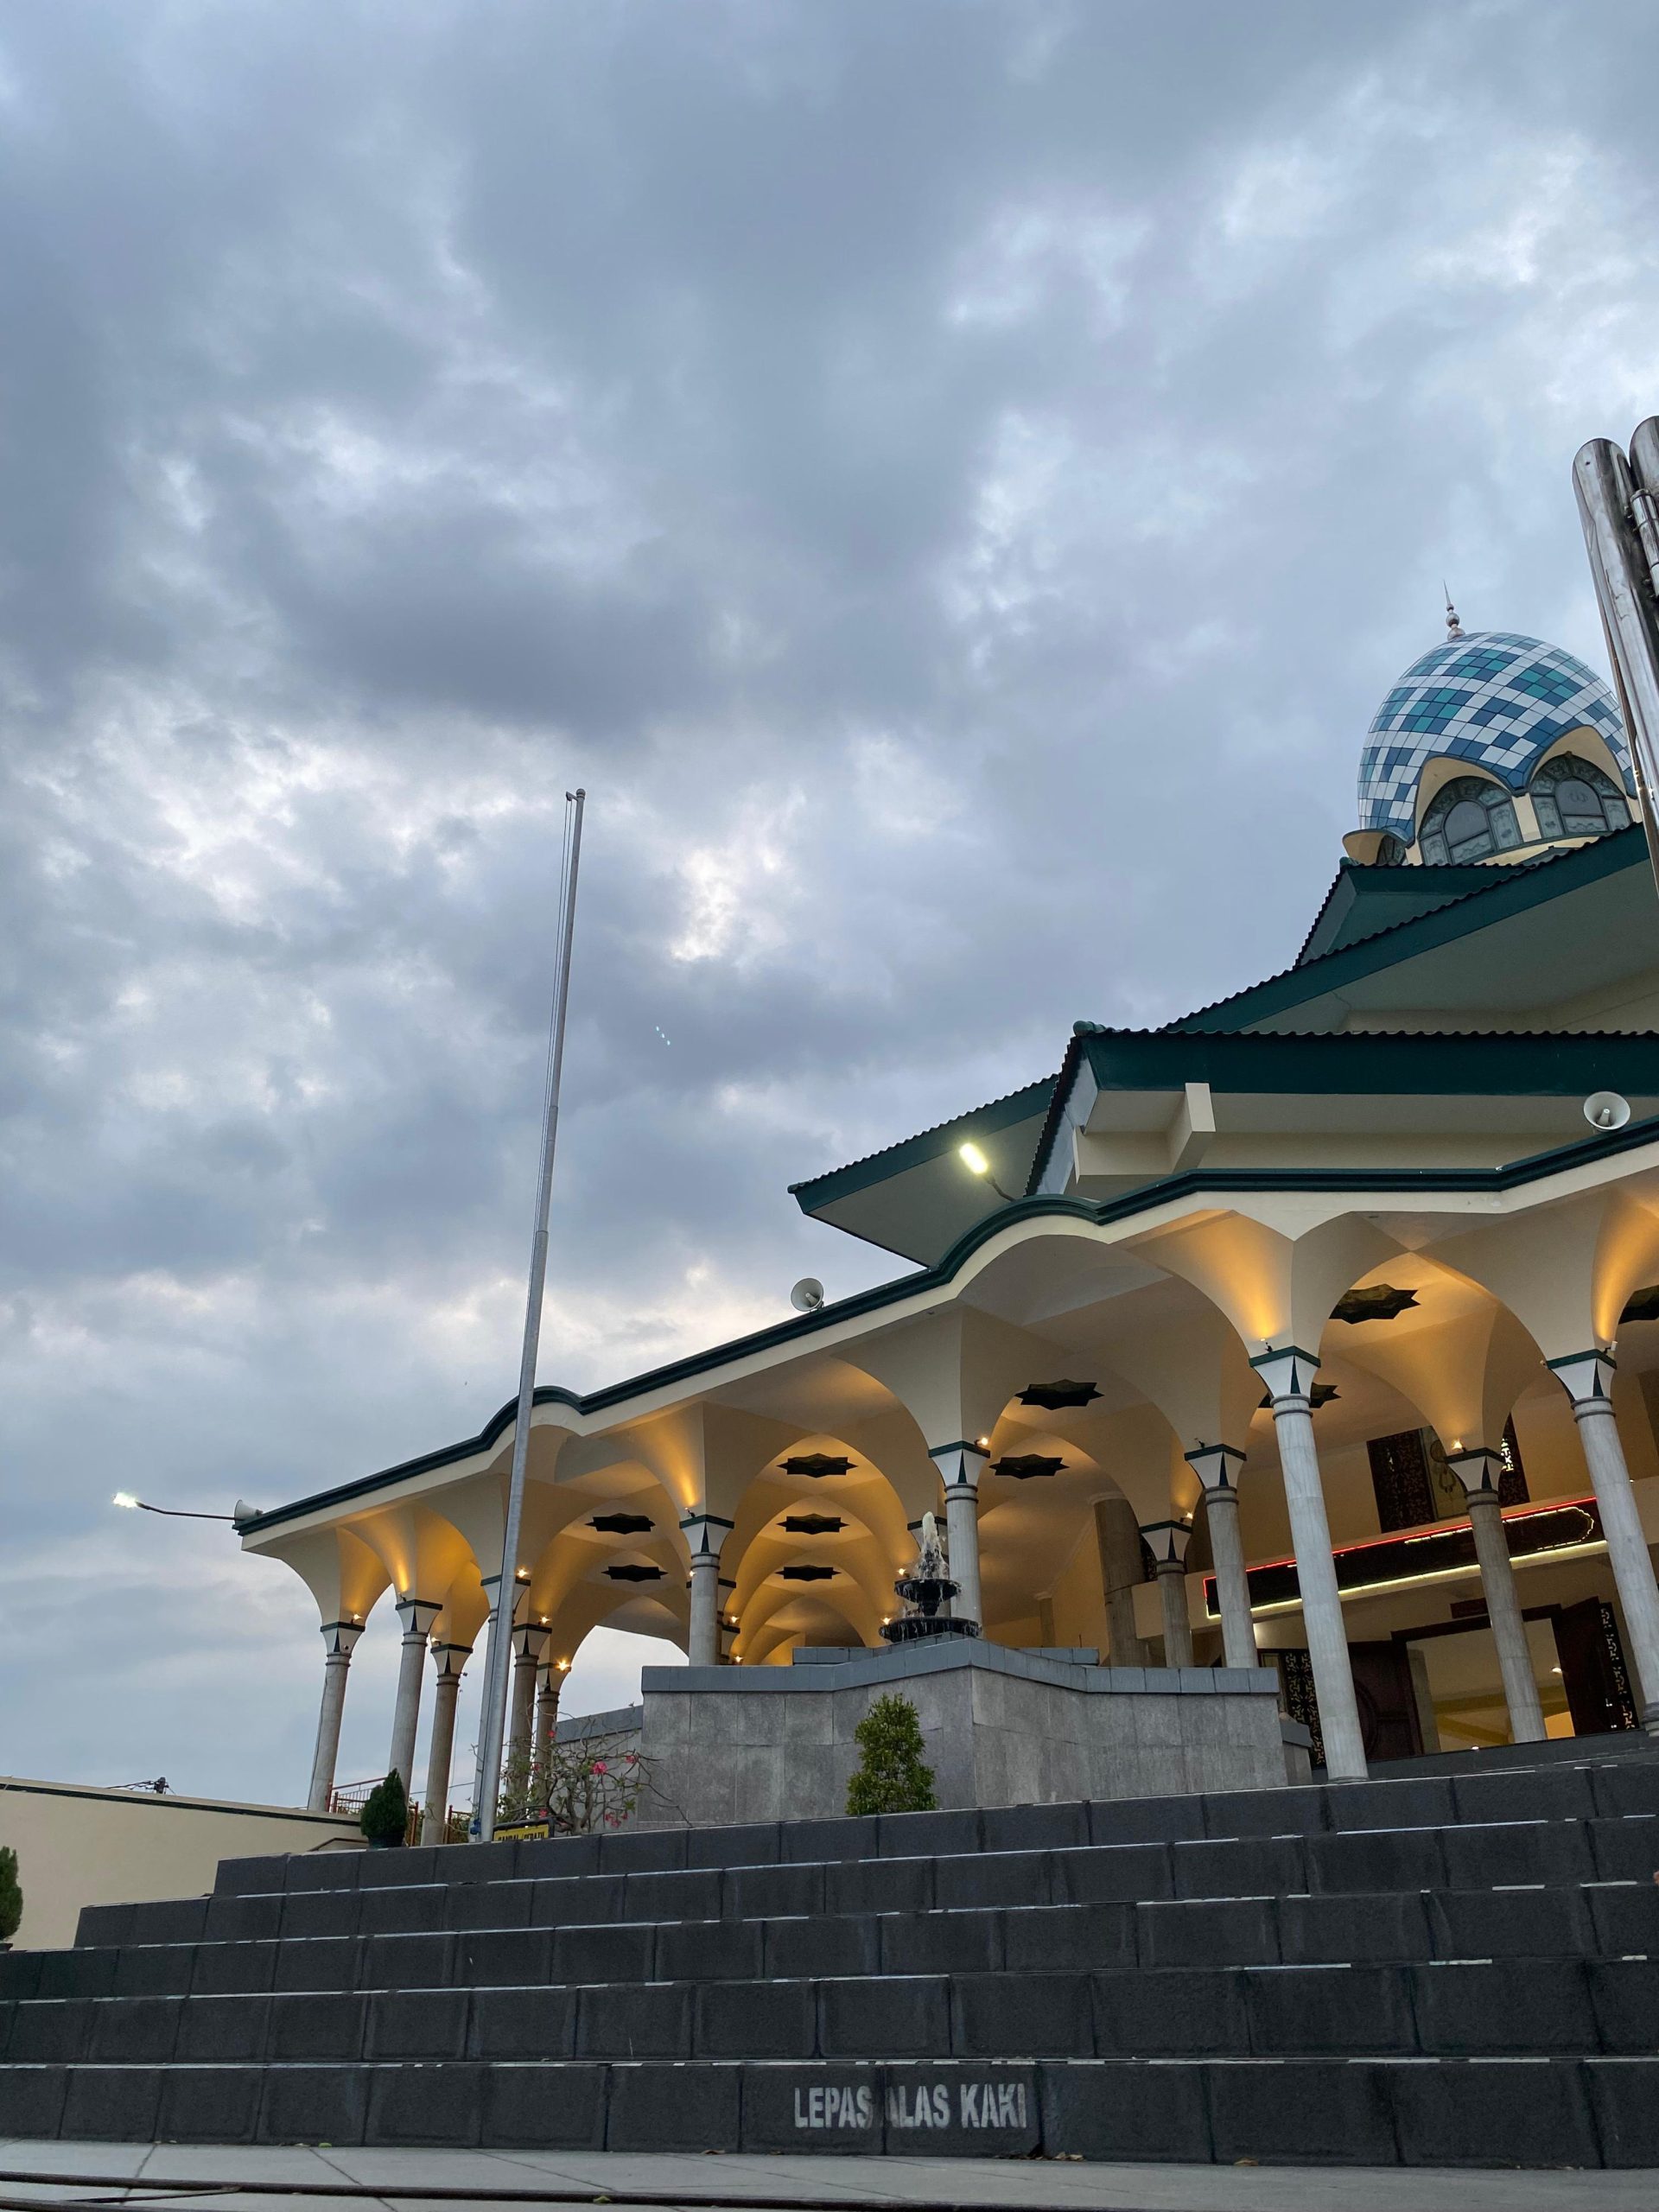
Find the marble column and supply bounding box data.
[387,1594,442,1791]
[1186,1445,1255,1670]
[1141,1520,1195,1668]
[683,1511,734,1667]
[420,1641,471,1845]
[508,1620,550,1764]
[1550,1350,1659,1731]
[1093,1494,1148,1665]
[931,1442,988,1630]
[307,1618,365,1812]
[1251,1347,1367,1780]
[1446,1447,1546,1744]
[532,1662,563,1797]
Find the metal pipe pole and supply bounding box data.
[1573,438,1659,908]
[471,789,586,1840]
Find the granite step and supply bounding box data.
[1,2052,1656,2164]
[78,1808,1659,1954]
[18,1877,1658,2016]
[200,1754,1659,1899]
[9,1950,1659,2068]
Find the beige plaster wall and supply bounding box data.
[0,1778,359,1949]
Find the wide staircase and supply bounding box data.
[3,1757,1657,2166]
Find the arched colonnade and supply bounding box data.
[252,1175,1659,1827]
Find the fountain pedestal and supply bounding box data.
[633,1639,1305,1828]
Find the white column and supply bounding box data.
[683,1511,733,1667]
[388,1595,442,1790]
[421,1641,470,1844]
[1551,1351,1659,1731]
[1093,1494,1148,1665]
[1446,1448,1546,1744]
[509,1620,549,1761]
[931,1442,988,1630]
[1187,1446,1255,1670]
[1141,1520,1195,1667]
[307,1618,364,1812]
[1252,1347,1367,1781]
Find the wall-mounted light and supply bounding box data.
[957,1141,1014,1202]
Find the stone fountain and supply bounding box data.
[880,1510,980,1644]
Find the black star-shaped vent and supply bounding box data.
[783,1513,843,1535]
[992,1453,1066,1480]
[781,1452,854,1478]
[1018,1378,1100,1409]
[590,1512,653,1535]
[1332,1285,1420,1325]
[779,1563,836,1581]
[605,1563,663,1583]
[1621,1284,1659,1323]
[1258,1382,1340,1411]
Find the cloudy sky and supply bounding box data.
[4,0,1659,1807]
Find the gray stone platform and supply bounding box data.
[637,1638,1301,1828]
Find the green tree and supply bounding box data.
[0,1847,21,1943]
[359,1769,409,1847]
[845,1693,937,1816]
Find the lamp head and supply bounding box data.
[958,1141,990,1177]
[112,1492,139,1510]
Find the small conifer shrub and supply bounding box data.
[359,1769,410,1847]
[0,1847,21,1943]
[845,1692,937,1816]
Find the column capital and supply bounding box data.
[1444,1446,1504,1498]
[394,1593,443,1640]
[1141,1518,1193,1568]
[1548,1348,1617,1409]
[1185,1443,1247,1496]
[511,1618,550,1662]
[1249,1345,1320,1407]
[481,1571,534,1622]
[429,1640,472,1682]
[930,1440,989,1495]
[680,1510,734,1561]
[320,1618,365,1660]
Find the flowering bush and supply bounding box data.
[496,1730,652,1834]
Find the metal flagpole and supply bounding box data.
[471,787,587,1841]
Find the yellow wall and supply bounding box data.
[0,1778,359,1949]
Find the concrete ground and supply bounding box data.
[0,2144,1654,2212]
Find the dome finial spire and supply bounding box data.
[1443,582,1464,640]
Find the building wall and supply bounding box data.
[0,1778,359,1949]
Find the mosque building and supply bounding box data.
[241,605,1659,1816]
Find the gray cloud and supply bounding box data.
[4,0,1659,1796]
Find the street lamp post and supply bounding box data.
[112,1494,240,1522]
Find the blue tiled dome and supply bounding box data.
[1357,632,1630,841]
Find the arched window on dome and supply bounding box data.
[1528,753,1630,842]
[1418,777,1522,866]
